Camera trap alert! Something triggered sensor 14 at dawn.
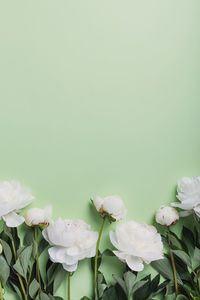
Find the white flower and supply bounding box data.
[155,206,179,226]
[42,219,98,272]
[0,181,34,227]
[93,195,127,221]
[171,177,200,214]
[25,206,52,227]
[0,243,2,255]
[110,221,163,272]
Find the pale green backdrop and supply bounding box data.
[0,0,200,299]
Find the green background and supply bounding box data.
[0,0,200,299]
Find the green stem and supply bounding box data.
[167,227,179,296]
[68,272,71,300]
[27,261,34,294]
[34,227,42,292]
[0,280,3,300]
[10,232,27,300]
[94,216,106,297]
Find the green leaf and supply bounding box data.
[0,255,10,285]
[151,280,168,297]
[13,245,33,278]
[97,273,107,298]
[151,258,182,284]
[0,239,12,265]
[17,246,26,257]
[80,297,91,300]
[40,292,51,300]
[168,233,182,249]
[102,249,114,257]
[29,278,40,299]
[172,250,192,268]
[176,295,189,300]
[194,247,200,262]
[113,274,127,296]
[10,281,23,300]
[164,295,176,300]
[133,276,150,299]
[182,226,195,255]
[3,223,12,239]
[150,274,160,292]
[24,228,35,246]
[102,286,118,300]
[124,271,136,297]
[48,296,64,300]
[20,245,33,275]
[53,265,67,293]
[47,262,57,286]
[132,279,148,294]
[13,259,24,278]
[38,239,49,256]
[165,280,175,295]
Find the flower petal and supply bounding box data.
[109,231,120,249]
[3,212,24,227]
[113,250,127,262]
[126,255,144,272]
[62,262,78,272]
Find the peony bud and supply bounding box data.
[155,206,179,226]
[0,243,3,255]
[93,195,127,221]
[25,206,52,227]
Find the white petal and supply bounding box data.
[126,255,144,272]
[113,250,127,262]
[109,231,120,249]
[3,212,24,227]
[62,262,78,272]
[179,210,193,217]
[42,228,52,245]
[44,206,52,221]
[93,196,104,211]
[172,197,200,210]
[103,195,127,220]
[48,247,68,264]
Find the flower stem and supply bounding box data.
[0,280,3,300]
[94,216,106,297]
[167,227,179,296]
[10,232,27,300]
[68,272,71,300]
[34,227,42,292]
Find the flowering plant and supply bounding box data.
[0,177,200,300]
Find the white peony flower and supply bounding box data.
[0,243,2,255]
[155,206,179,226]
[42,218,98,272]
[93,195,127,221]
[110,221,163,272]
[25,206,52,227]
[0,181,34,227]
[171,177,200,214]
